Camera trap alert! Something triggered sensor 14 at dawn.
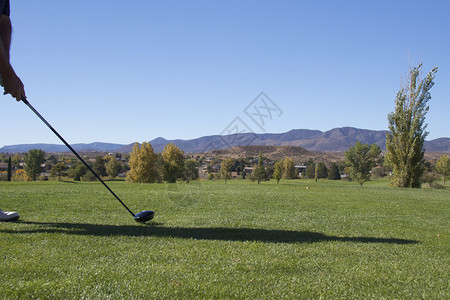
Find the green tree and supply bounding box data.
[272,160,283,184]
[162,143,184,183]
[46,155,58,166]
[220,158,234,183]
[106,156,120,179]
[154,153,164,183]
[234,159,246,173]
[253,152,266,184]
[283,157,296,179]
[12,153,22,168]
[50,162,68,181]
[421,171,440,187]
[82,171,97,182]
[315,162,328,179]
[183,159,199,183]
[265,165,274,181]
[435,154,450,185]
[93,156,107,177]
[305,163,315,179]
[127,142,159,183]
[23,149,45,181]
[386,63,438,188]
[327,162,341,180]
[68,162,87,181]
[345,142,381,186]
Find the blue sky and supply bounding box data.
[1,1,448,147]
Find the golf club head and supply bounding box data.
[134,210,155,223]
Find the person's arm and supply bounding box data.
[0,14,25,101]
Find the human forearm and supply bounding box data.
[0,14,12,77]
[0,14,25,101]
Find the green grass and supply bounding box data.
[1,179,448,299]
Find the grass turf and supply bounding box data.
[0,179,448,299]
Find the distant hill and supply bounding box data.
[206,145,310,161]
[1,127,449,153]
[289,127,388,151]
[422,138,450,152]
[202,145,350,162]
[118,127,448,153]
[0,142,126,154]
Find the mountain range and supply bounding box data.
[1,127,449,154]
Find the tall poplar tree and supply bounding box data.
[7,157,12,181]
[272,160,283,184]
[253,152,266,184]
[386,63,438,188]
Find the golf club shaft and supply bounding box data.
[22,98,136,217]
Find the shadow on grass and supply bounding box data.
[5,221,420,245]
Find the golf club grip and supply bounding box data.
[22,98,136,217]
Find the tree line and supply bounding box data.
[1,145,449,188]
[0,151,128,182]
[126,142,199,183]
[1,63,447,188]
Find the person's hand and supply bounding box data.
[2,70,26,101]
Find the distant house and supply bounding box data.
[40,172,50,180]
[210,164,221,173]
[243,167,254,174]
[294,165,307,176]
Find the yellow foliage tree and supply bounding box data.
[12,169,30,181]
[127,142,158,183]
[220,157,234,183]
[283,157,296,179]
[435,154,450,185]
[162,143,184,183]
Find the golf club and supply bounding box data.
[21,97,154,223]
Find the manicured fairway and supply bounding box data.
[1,180,448,299]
